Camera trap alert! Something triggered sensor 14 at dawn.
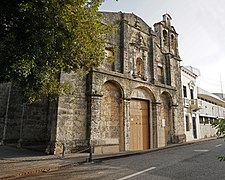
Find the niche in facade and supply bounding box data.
[157,64,164,84]
[136,57,143,77]
[130,32,148,81]
[99,47,115,71]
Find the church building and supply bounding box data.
[0,12,185,154]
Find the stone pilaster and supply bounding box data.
[154,102,161,148]
[132,49,137,78]
[123,98,131,151]
[142,50,148,81]
[171,104,186,143]
[89,94,103,146]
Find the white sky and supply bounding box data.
[100,0,225,93]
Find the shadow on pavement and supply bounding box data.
[0,145,45,159]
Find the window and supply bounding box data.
[105,48,114,58]
[171,34,176,50]
[185,115,190,131]
[157,66,164,83]
[103,48,114,71]
[210,118,214,124]
[183,86,187,98]
[199,116,204,124]
[204,117,209,124]
[190,89,194,99]
[163,30,168,46]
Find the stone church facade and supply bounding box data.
[0,12,185,154]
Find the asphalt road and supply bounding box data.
[22,138,225,180]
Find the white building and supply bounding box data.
[197,87,225,139]
[181,66,200,141]
[181,66,225,141]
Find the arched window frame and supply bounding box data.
[163,30,168,47]
[171,34,176,50]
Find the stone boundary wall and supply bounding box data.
[1,83,57,152]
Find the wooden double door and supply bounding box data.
[130,99,150,150]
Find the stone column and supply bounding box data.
[142,50,148,81]
[123,98,131,151]
[171,105,178,143]
[89,94,103,147]
[170,105,175,144]
[129,47,133,77]
[132,48,137,78]
[120,17,128,74]
[171,104,185,143]
[153,102,161,148]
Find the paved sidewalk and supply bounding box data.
[0,137,219,179]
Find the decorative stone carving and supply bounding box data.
[130,32,148,81]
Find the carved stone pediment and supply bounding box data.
[129,32,148,81]
[130,32,147,50]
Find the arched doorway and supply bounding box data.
[160,92,173,145]
[129,88,155,151]
[100,81,124,153]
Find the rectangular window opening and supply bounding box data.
[186,115,190,131]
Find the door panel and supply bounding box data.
[130,99,149,150]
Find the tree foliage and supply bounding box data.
[0,0,112,103]
[212,119,225,136]
[211,119,225,161]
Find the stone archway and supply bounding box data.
[159,92,173,146]
[99,81,123,153]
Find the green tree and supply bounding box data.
[0,0,112,103]
[211,118,225,161]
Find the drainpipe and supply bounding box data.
[1,83,12,145]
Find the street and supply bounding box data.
[21,138,225,180]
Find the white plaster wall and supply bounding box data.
[181,67,198,142]
[199,124,217,139]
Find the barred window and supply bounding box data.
[186,115,190,131]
